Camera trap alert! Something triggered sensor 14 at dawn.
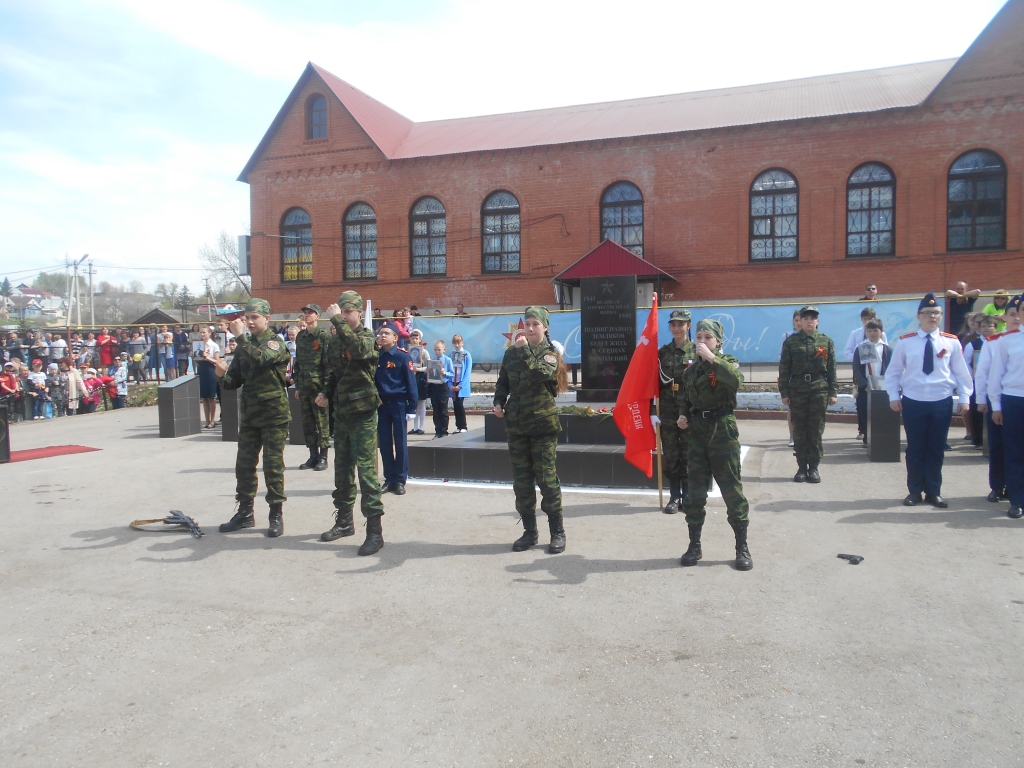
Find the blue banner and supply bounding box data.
[411,299,935,365]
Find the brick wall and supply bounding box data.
[246,78,1023,314]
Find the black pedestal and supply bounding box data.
[868,389,901,462]
[157,376,202,438]
[0,404,9,463]
[221,387,240,442]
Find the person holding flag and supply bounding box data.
[613,295,661,483]
[493,306,570,553]
[676,319,752,571]
[656,309,696,513]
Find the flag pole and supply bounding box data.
[655,396,664,508]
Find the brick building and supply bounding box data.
[239,0,1023,312]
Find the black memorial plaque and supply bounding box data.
[578,275,637,402]
[868,389,901,462]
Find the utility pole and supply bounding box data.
[71,254,88,328]
[88,261,95,327]
[206,279,213,322]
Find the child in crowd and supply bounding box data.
[450,334,472,433]
[976,297,1021,502]
[852,319,891,445]
[27,359,49,419]
[46,362,65,417]
[429,339,454,439]
[964,314,996,446]
[407,329,430,435]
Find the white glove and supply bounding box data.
[406,413,416,421]
[650,415,661,426]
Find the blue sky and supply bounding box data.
[0,0,1008,293]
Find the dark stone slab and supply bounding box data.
[157,375,201,438]
[0,404,10,463]
[221,387,239,442]
[580,275,636,401]
[868,389,901,462]
[408,430,655,488]
[483,413,623,445]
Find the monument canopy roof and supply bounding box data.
[553,240,676,284]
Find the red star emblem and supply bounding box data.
[502,319,526,348]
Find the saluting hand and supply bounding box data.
[325,303,341,319]
[229,318,245,337]
[514,334,527,348]
[695,342,715,362]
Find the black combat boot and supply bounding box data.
[314,448,328,471]
[219,500,255,532]
[300,446,318,469]
[547,513,566,554]
[806,462,821,483]
[680,524,702,566]
[730,520,753,571]
[512,513,539,551]
[321,508,355,541]
[663,478,681,514]
[268,504,283,538]
[793,462,808,482]
[357,515,384,556]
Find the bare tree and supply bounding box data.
[155,282,180,308]
[200,231,251,298]
[127,280,145,294]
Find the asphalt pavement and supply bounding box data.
[1,408,1020,767]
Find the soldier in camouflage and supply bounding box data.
[656,308,696,513]
[677,319,752,571]
[778,305,838,483]
[292,302,331,471]
[214,298,292,538]
[493,306,568,554]
[315,291,386,556]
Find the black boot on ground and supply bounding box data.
[299,446,318,470]
[731,521,753,571]
[806,462,821,483]
[268,504,283,538]
[680,524,702,566]
[314,448,328,471]
[357,515,384,556]
[219,500,255,532]
[512,513,539,551]
[547,513,566,554]
[793,462,808,483]
[663,478,682,514]
[320,508,355,541]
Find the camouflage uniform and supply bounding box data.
[292,322,331,454]
[494,316,565,553]
[219,325,291,507]
[779,325,837,475]
[679,351,748,527]
[658,336,696,506]
[323,311,383,521]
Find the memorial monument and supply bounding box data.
[577,275,637,402]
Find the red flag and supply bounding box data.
[613,296,660,477]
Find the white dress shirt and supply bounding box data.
[973,336,998,406]
[844,326,889,361]
[885,329,973,403]
[987,331,1024,410]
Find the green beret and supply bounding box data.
[669,309,691,323]
[244,298,271,316]
[338,291,363,311]
[524,306,550,327]
[696,319,724,342]
[301,303,322,316]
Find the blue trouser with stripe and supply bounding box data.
[986,408,1005,494]
[377,399,409,485]
[901,396,952,497]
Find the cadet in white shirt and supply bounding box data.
[885,293,973,508]
[986,300,1024,519]
[974,298,1021,503]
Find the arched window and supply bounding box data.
[307,95,327,140]
[410,196,446,276]
[847,163,895,257]
[600,182,644,257]
[343,203,377,280]
[482,191,521,274]
[750,169,798,261]
[948,150,1007,251]
[281,208,313,283]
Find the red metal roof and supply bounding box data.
[553,240,676,283]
